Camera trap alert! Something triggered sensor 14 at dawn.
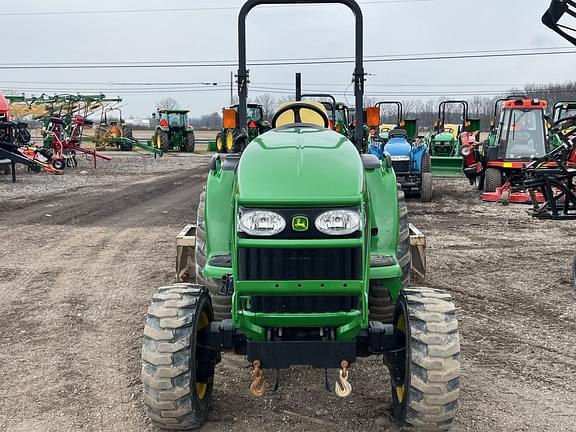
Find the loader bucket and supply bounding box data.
[431,156,463,176]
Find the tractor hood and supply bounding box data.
[236,127,364,206]
[433,131,456,143]
[384,137,411,157]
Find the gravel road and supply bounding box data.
[0,157,574,432]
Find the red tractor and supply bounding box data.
[480,98,551,204]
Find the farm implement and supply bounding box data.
[425,100,480,176]
[141,1,460,431]
[366,102,432,201]
[94,106,163,156]
[0,95,42,182]
[481,98,550,204]
[216,104,270,153]
[516,115,576,219]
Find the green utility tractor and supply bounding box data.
[216,103,271,153]
[425,100,480,176]
[153,109,196,152]
[141,1,460,431]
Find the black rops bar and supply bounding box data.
[542,0,576,46]
[238,0,365,150]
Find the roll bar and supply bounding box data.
[238,0,365,150]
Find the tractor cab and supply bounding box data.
[157,109,190,131]
[550,101,576,149]
[481,98,550,202]
[493,99,548,161]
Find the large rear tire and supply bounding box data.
[388,287,460,431]
[421,151,431,174]
[156,131,170,153]
[195,189,232,320]
[216,131,226,153]
[483,167,502,193]
[142,284,217,430]
[183,132,196,153]
[369,190,411,323]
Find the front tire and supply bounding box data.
[420,172,433,202]
[388,287,460,431]
[142,284,217,430]
[483,167,502,193]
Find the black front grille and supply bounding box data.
[392,160,411,174]
[250,295,359,313]
[238,247,362,280]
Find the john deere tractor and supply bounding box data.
[153,109,196,152]
[425,100,480,176]
[141,1,460,431]
[216,103,271,153]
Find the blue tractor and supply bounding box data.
[368,101,432,202]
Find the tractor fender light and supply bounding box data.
[370,255,396,267]
[238,210,285,236]
[315,209,361,236]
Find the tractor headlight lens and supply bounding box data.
[461,145,471,156]
[315,210,361,236]
[238,210,285,236]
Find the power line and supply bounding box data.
[0,1,431,17]
[1,48,575,70]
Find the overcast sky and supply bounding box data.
[1,0,573,117]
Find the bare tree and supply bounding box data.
[156,97,179,110]
[252,93,277,120]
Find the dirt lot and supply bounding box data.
[1,155,575,432]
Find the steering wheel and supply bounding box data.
[272,102,329,128]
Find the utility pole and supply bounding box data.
[230,71,234,106]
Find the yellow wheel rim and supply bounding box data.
[196,311,210,400]
[156,134,161,149]
[216,136,223,152]
[226,131,234,152]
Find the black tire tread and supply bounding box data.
[142,284,212,430]
[483,167,502,193]
[402,287,460,431]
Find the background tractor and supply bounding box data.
[216,103,271,153]
[481,98,550,204]
[141,1,460,431]
[367,101,432,201]
[152,109,196,152]
[94,107,134,151]
[425,100,480,176]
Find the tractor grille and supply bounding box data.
[392,160,411,174]
[238,247,362,281]
[249,295,359,313]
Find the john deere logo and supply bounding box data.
[292,216,309,232]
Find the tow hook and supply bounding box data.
[335,360,352,398]
[249,360,265,397]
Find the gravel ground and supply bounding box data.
[0,156,575,432]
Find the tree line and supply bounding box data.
[181,81,576,130]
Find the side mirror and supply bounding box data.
[366,107,380,128]
[223,108,237,129]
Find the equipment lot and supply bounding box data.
[0,154,574,432]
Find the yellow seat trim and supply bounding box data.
[274,101,328,128]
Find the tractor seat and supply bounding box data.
[389,128,408,139]
[272,101,329,128]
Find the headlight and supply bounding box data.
[315,209,361,235]
[460,145,471,156]
[238,210,285,236]
[390,155,410,161]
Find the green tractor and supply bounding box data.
[425,100,480,176]
[141,1,460,431]
[216,103,271,153]
[153,109,196,152]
